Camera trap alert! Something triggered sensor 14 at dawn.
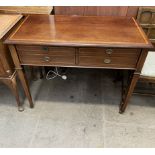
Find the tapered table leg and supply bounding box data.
[17,68,34,108]
[119,49,149,113]
[8,45,34,108]
[119,72,140,113]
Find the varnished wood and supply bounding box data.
[0,14,22,39]
[6,15,153,113]
[119,49,149,113]
[5,15,152,48]
[0,14,23,77]
[16,45,76,66]
[18,54,76,66]
[79,48,140,69]
[0,7,53,82]
[16,45,75,54]
[0,6,53,15]
[15,45,142,70]
[0,72,24,111]
[136,49,149,72]
[0,41,14,77]
[120,72,140,113]
[8,45,33,108]
[0,14,23,110]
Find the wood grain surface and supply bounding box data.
[0,14,22,39]
[6,15,152,48]
[0,6,53,15]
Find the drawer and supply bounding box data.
[79,48,141,69]
[16,45,76,66]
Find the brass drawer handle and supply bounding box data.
[104,58,111,64]
[43,56,50,62]
[42,46,49,51]
[106,49,113,54]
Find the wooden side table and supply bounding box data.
[5,15,153,113]
[0,14,24,111]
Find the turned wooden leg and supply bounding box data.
[0,72,24,111]
[9,45,34,108]
[119,72,140,113]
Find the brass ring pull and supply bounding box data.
[104,58,111,64]
[106,49,113,54]
[43,56,50,62]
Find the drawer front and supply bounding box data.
[16,45,76,66]
[79,48,141,68]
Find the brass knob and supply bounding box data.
[42,46,49,51]
[104,58,111,64]
[43,56,50,62]
[106,49,113,54]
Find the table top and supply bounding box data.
[0,14,22,40]
[5,15,153,48]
